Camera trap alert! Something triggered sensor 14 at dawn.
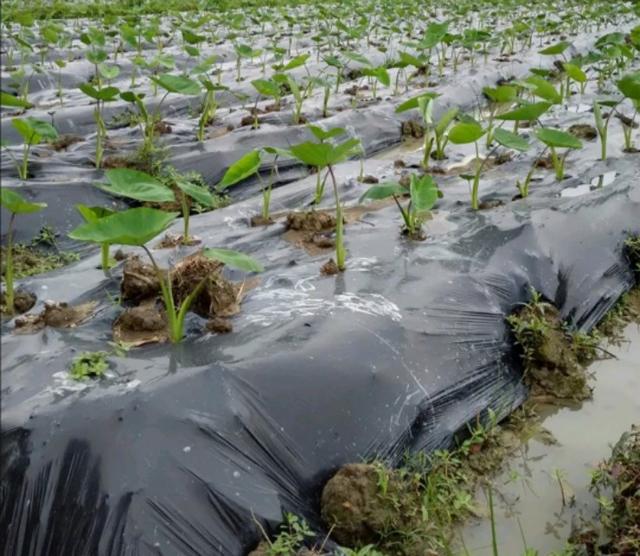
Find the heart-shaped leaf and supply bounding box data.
[497,101,552,121]
[359,183,405,203]
[99,169,175,203]
[150,73,201,95]
[448,122,486,144]
[493,128,529,152]
[217,150,262,190]
[203,247,263,272]
[1,189,47,214]
[536,128,582,149]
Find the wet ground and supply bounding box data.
[460,322,640,554]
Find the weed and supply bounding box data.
[68,351,109,380]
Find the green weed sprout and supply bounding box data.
[1,189,46,314]
[535,128,582,181]
[69,351,109,380]
[69,207,263,343]
[360,174,440,239]
[289,133,362,271]
[448,120,487,210]
[5,117,58,179]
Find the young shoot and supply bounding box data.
[6,117,58,180]
[1,189,46,314]
[447,120,488,210]
[360,174,440,239]
[78,83,120,169]
[535,128,582,181]
[69,207,263,343]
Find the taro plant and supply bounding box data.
[75,204,115,271]
[492,128,531,196]
[78,83,120,169]
[396,93,458,168]
[1,189,46,314]
[447,119,487,210]
[535,128,582,181]
[616,71,640,152]
[234,43,261,81]
[359,174,440,239]
[197,78,227,142]
[289,133,362,271]
[69,207,263,343]
[483,85,518,148]
[5,117,58,179]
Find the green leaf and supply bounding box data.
[343,50,371,66]
[281,53,310,71]
[217,150,262,190]
[538,40,571,55]
[251,78,280,98]
[69,207,178,246]
[362,67,390,87]
[395,92,439,113]
[448,122,485,144]
[483,85,518,104]
[359,183,405,203]
[308,125,346,142]
[1,91,33,109]
[525,75,562,104]
[79,83,120,101]
[174,179,216,207]
[99,169,175,203]
[535,128,582,149]
[493,128,529,152]
[617,72,640,100]
[182,28,204,44]
[435,107,459,135]
[1,189,47,215]
[564,63,587,83]
[203,247,264,273]
[410,175,439,213]
[150,73,201,95]
[12,117,58,144]
[75,204,115,223]
[97,63,120,80]
[496,101,552,121]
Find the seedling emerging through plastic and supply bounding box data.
[493,129,531,196]
[69,207,262,343]
[1,189,46,314]
[6,117,58,179]
[615,72,640,152]
[535,128,582,181]
[78,83,119,169]
[75,204,115,271]
[289,131,362,271]
[447,120,487,210]
[360,175,440,239]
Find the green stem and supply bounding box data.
[180,192,190,242]
[328,165,345,271]
[143,245,179,343]
[101,243,110,271]
[4,214,16,314]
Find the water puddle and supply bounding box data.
[560,171,617,198]
[459,322,640,554]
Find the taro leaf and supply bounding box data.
[263,146,292,159]
[363,67,390,87]
[564,63,587,83]
[99,169,175,203]
[1,188,47,214]
[359,183,405,203]
[69,207,178,246]
[617,72,640,100]
[182,29,204,44]
[76,204,115,223]
[343,51,371,66]
[525,75,561,104]
[398,51,424,68]
[448,122,485,144]
[496,101,552,121]
[86,50,108,65]
[175,179,216,207]
[308,125,345,142]
[217,150,262,190]
[493,128,529,152]
[12,117,58,144]
[536,128,582,149]
[435,107,459,135]
[251,78,280,98]
[184,45,200,57]
[289,138,361,167]
[483,85,518,104]
[395,92,439,113]
[1,91,33,109]
[410,175,439,213]
[281,53,310,71]
[538,40,571,55]
[422,21,449,49]
[235,43,256,58]
[98,64,120,81]
[203,247,263,273]
[79,83,120,101]
[150,74,201,95]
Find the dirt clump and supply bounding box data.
[568,123,597,140]
[112,302,168,346]
[478,199,505,210]
[121,256,162,303]
[401,119,424,139]
[155,233,201,248]
[250,215,275,227]
[286,211,336,232]
[359,175,379,184]
[320,259,339,275]
[206,317,233,334]
[507,296,596,402]
[14,301,97,333]
[153,120,172,135]
[170,254,240,318]
[1,290,37,315]
[240,114,261,127]
[50,134,83,151]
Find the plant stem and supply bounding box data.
[328,165,345,271]
[143,245,179,342]
[4,214,16,314]
[101,243,111,271]
[180,192,190,242]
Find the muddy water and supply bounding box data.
[460,323,640,555]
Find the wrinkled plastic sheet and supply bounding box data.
[2,158,639,554]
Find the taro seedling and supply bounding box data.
[234,43,261,82]
[361,65,390,100]
[447,120,487,210]
[0,189,46,314]
[75,204,115,271]
[360,174,440,239]
[616,71,640,152]
[492,128,532,197]
[496,101,552,133]
[535,128,582,181]
[5,117,58,180]
[69,207,263,343]
[482,85,518,147]
[289,134,362,271]
[78,83,120,169]
[197,79,227,142]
